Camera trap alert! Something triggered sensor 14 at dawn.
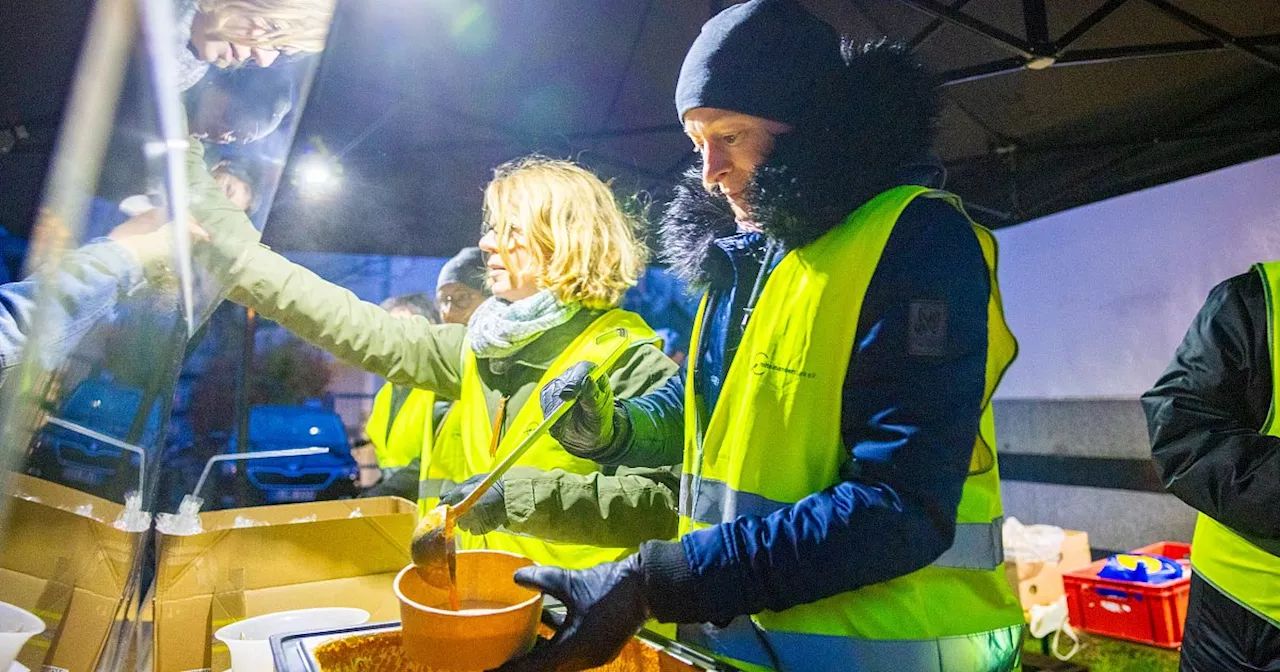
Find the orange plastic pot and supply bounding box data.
[395,550,542,670]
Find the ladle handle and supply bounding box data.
[453,328,632,516]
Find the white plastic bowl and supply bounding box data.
[214,607,369,672]
[0,602,45,672]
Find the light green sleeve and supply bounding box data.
[186,140,467,399]
[224,245,468,400]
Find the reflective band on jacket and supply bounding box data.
[1189,260,1280,628]
[678,186,1024,668]
[677,619,1024,672]
[420,309,659,569]
[678,474,1005,571]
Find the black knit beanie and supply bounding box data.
[675,0,844,125]
[436,246,488,295]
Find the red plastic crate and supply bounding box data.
[1062,541,1192,648]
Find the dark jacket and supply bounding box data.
[1143,270,1280,541]
[1141,269,1280,670]
[624,188,992,624]
[605,41,1000,625]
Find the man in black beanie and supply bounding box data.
[499,1,1024,670]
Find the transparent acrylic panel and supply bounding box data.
[0,0,336,667]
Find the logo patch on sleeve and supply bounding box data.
[908,300,948,357]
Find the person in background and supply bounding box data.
[185,66,294,145]
[363,293,441,483]
[0,210,181,386]
[1143,263,1280,671]
[500,1,1024,670]
[176,0,336,91]
[364,249,491,499]
[436,246,488,326]
[195,156,681,561]
[209,156,263,214]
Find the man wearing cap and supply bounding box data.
[435,246,488,326]
[363,248,490,500]
[500,1,1024,670]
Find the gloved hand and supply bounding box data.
[540,361,624,459]
[494,555,649,671]
[438,473,507,534]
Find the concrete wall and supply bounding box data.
[993,398,1196,554]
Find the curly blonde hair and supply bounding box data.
[196,0,335,52]
[483,156,648,310]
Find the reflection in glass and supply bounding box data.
[0,0,335,667]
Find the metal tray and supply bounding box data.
[270,612,736,671]
[271,621,401,671]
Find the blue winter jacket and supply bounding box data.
[0,240,143,386]
[617,195,994,624]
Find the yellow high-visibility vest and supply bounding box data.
[677,186,1024,671]
[366,384,434,470]
[1189,260,1280,628]
[421,309,659,569]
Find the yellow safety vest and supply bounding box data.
[366,384,435,471]
[677,186,1024,671]
[1189,260,1280,628]
[420,309,659,569]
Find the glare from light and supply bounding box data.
[300,160,333,186]
[295,153,342,198]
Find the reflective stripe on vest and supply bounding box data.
[424,309,659,569]
[367,384,435,470]
[677,618,1023,672]
[678,186,1024,668]
[677,474,1005,571]
[1189,260,1280,628]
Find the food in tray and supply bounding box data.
[313,630,426,671]
[311,628,672,672]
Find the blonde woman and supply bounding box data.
[178,0,336,90]
[197,156,680,568]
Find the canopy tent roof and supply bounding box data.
[3,0,1278,257]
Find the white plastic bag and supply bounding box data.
[1029,596,1081,660]
[1003,516,1065,564]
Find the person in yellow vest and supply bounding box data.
[364,293,441,481]
[1143,263,1280,671]
[363,249,492,500]
[194,155,680,563]
[498,2,1025,670]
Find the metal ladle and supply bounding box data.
[410,328,632,590]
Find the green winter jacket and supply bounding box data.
[192,172,680,548]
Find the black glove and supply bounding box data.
[494,555,649,671]
[438,473,507,534]
[540,361,625,459]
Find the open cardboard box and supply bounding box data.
[0,472,142,672]
[153,496,415,672]
[1005,529,1092,617]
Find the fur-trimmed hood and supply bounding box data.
[658,39,940,289]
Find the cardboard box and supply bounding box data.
[153,496,415,672]
[1006,529,1092,616]
[0,473,143,672]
